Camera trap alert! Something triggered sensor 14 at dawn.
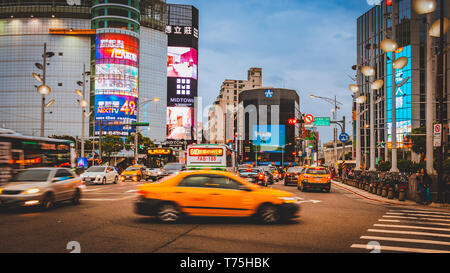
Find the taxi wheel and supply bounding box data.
[102,177,106,185]
[258,204,281,224]
[156,203,181,223]
[114,177,118,184]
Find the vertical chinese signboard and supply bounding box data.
[94,31,139,136]
[165,10,199,142]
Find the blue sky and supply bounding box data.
[168,0,377,143]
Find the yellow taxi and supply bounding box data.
[135,170,300,224]
[297,166,332,193]
[120,165,146,182]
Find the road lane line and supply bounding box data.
[383,215,450,222]
[367,229,450,238]
[83,188,103,192]
[379,219,450,226]
[378,219,401,222]
[373,224,450,232]
[81,196,136,202]
[360,236,450,246]
[350,244,450,253]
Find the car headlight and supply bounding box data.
[0,188,3,194]
[278,197,297,203]
[24,188,40,195]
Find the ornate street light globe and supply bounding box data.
[356,96,367,104]
[78,99,89,108]
[412,0,437,15]
[361,66,375,77]
[393,57,409,69]
[380,39,399,53]
[37,85,51,95]
[429,18,450,37]
[349,84,360,93]
[371,79,384,90]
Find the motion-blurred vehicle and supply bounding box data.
[146,168,165,181]
[161,163,186,176]
[120,165,147,182]
[297,166,332,192]
[80,166,119,185]
[0,168,84,210]
[238,167,268,187]
[284,167,303,186]
[260,166,275,185]
[135,170,300,224]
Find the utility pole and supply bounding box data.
[369,30,376,171]
[390,0,399,172]
[436,0,445,203]
[81,63,86,159]
[41,43,47,138]
[426,12,436,174]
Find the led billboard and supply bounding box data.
[94,32,139,136]
[252,125,286,153]
[167,47,198,79]
[386,45,412,148]
[167,107,194,140]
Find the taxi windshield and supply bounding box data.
[126,167,140,171]
[306,168,329,175]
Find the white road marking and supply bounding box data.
[350,244,450,253]
[379,219,450,226]
[383,215,450,222]
[83,188,103,192]
[367,229,450,238]
[373,224,450,232]
[81,196,136,202]
[391,209,450,216]
[360,236,450,246]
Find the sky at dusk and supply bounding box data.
[168,0,379,143]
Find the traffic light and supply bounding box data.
[288,118,298,125]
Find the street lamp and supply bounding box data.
[310,94,343,171]
[33,43,54,137]
[75,64,90,159]
[134,97,160,163]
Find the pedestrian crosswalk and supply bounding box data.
[351,208,450,253]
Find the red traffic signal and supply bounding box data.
[386,0,392,6]
[288,118,298,125]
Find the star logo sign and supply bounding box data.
[265,89,273,98]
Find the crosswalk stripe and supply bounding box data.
[360,236,450,246]
[379,219,450,226]
[367,229,450,238]
[350,244,450,253]
[383,215,450,222]
[386,212,450,219]
[391,209,450,216]
[373,224,450,232]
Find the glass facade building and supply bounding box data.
[0,0,168,143]
[356,0,449,166]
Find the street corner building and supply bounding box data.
[0,0,168,142]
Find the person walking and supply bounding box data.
[416,169,426,205]
[423,169,432,205]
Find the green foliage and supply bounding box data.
[405,126,426,157]
[101,135,124,162]
[124,132,154,153]
[377,161,391,172]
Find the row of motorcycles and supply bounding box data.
[344,171,410,201]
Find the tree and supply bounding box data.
[124,132,155,153]
[405,126,426,159]
[101,135,124,163]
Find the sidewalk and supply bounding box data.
[332,180,450,211]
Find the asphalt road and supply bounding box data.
[0,180,449,253]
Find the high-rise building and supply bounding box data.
[208,67,262,144]
[0,0,168,143]
[355,0,449,168]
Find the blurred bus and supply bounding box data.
[0,129,75,182]
[186,144,237,172]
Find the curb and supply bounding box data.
[332,180,450,211]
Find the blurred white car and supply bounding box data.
[0,168,84,210]
[80,166,119,185]
[145,168,165,181]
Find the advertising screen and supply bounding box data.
[95,32,139,136]
[167,78,198,107]
[167,46,198,79]
[252,125,286,153]
[94,94,137,136]
[167,107,194,140]
[386,45,412,148]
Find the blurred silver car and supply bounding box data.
[145,168,165,181]
[0,168,85,210]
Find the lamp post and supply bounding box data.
[75,64,90,159]
[134,97,160,164]
[33,43,54,137]
[310,94,343,171]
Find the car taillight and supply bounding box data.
[137,190,145,195]
[328,175,332,179]
[258,173,264,180]
[294,172,298,175]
